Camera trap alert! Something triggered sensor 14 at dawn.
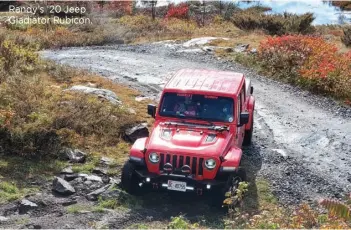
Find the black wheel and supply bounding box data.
[243,113,253,146]
[121,161,142,195]
[209,169,247,208]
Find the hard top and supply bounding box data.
[164,68,245,97]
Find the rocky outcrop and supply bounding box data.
[18,199,38,214]
[66,85,121,105]
[52,177,76,195]
[61,148,87,163]
[124,123,149,143]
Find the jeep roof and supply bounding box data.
[164,68,245,97]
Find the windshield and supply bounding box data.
[159,92,234,123]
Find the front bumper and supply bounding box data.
[134,169,227,194]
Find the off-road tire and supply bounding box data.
[243,113,253,146]
[209,168,247,208]
[121,161,141,196]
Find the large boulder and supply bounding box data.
[66,85,121,105]
[52,177,76,195]
[124,123,149,143]
[18,199,38,214]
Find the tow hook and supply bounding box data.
[196,188,203,195]
[152,183,158,189]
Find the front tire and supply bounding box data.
[209,169,247,208]
[243,113,253,146]
[121,161,141,195]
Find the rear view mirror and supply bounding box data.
[147,104,157,118]
[239,112,249,126]
[250,86,254,94]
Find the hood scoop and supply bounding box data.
[160,129,218,147]
[205,134,217,143]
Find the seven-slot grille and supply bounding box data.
[159,153,204,176]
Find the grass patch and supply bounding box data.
[0,181,21,203]
[0,180,38,204]
[97,189,142,211]
[168,215,199,229]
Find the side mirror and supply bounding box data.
[250,86,254,94]
[147,104,157,118]
[239,112,249,126]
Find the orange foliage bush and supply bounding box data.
[258,35,351,101]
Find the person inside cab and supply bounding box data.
[220,100,234,122]
[173,96,198,117]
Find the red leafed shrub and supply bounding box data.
[258,35,351,100]
[165,3,189,20]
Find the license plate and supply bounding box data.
[167,180,186,192]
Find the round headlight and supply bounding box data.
[149,152,160,163]
[205,158,216,169]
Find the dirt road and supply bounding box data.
[39,40,351,226]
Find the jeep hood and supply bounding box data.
[146,123,233,156]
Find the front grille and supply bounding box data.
[159,153,204,176]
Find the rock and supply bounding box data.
[62,148,87,163]
[127,108,136,115]
[225,47,233,52]
[25,224,41,229]
[52,177,76,195]
[176,48,204,54]
[66,85,121,105]
[61,166,73,174]
[85,175,103,182]
[250,48,258,54]
[202,46,214,52]
[100,157,114,166]
[102,175,110,184]
[234,44,249,53]
[86,184,111,201]
[84,180,93,186]
[63,173,79,181]
[92,167,107,175]
[19,199,38,214]
[60,199,77,206]
[135,96,150,102]
[86,82,97,88]
[182,37,228,48]
[0,216,8,222]
[100,184,121,200]
[125,123,149,143]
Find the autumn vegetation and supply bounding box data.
[0,0,351,228]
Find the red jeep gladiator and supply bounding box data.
[121,69,255,202]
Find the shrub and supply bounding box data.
[165,3,189,20]
[258,35,351,100]
[0,36,39,80]
[163,18,197,37]
[320,197,351,221]
[53,93,136,146]
[341,27,351,47]
[231,11,315,35]
[168,216,198,229]
[119,15,162,32]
